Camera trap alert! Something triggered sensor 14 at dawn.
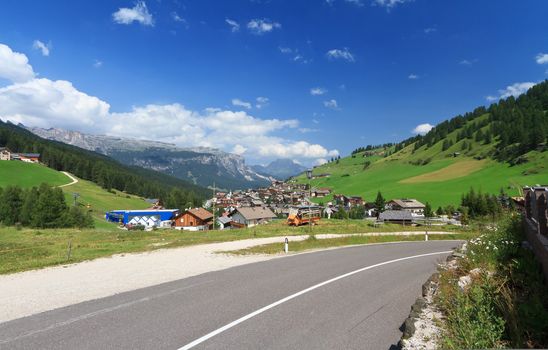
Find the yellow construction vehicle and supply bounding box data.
[287,206,322,226]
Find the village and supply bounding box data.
[104,174,462,231]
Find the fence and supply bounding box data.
[523,217,548,282]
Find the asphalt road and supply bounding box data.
[0,241,458,350]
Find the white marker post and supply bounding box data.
[284,237,289,253]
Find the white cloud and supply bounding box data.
[171,12,188,28]
[225,18,240,32]
[232,144,247,155]
[485,95,498,102]
[258,141,338,159]
[93,59,103,68]
[315,158,328,166]
[171,12,183,22]
[278,46,292,54]
[112,1,154,26]
[310,87,327,96]
[0,78,110,130]
[0,43,35,83]
[459,59,472,65]
[231,98,252,109]
[535,53,548,65]
[279,47,309,63]
[298,128,319,133]
[424,27,437,34]
[32,40,51,56]
[345,0,364,6]
[247,19,281,35]
[326,48,355,62]
[323,99,339,110]
[498,82,536,99]
[374,0,412,8]
[0,43,338,163]
[412,123,433,135]
[255,96,269,109]
[408,73,419,80]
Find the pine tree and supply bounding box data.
[436,206,444,216]
[424,202,433,218]
[31,184,68,228]
[20,187,39,226]
[374,191,386,216]
[0,186,23,225]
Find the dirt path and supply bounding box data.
[0,231,454,324]
[57,171,79,188]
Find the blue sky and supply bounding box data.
[0,0,547,166]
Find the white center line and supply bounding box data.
[178,250,452,349]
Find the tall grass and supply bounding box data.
[437,214,548,348]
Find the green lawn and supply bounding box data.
[0,219,468,274]
[220,233,473,255]
[0,161,70,188]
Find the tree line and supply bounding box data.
[0,184,94,229]
[0,121,208,204]
[404,80,548,161]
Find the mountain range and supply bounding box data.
[251,159,307,180]
[26,126,278,190]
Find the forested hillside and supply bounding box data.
[297,80,548,208]
[400,79,548,162]
[0,121,208,204]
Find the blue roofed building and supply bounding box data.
[105,209,179,228]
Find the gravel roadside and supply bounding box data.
[0,231,452,323]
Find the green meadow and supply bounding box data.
[0,161,70,188]
[0,161,150,227]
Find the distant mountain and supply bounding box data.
[251,159,307,180]
[26,126,271,191]
[0,121,208,201]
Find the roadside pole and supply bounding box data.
[212,182,216,231]
[307,169,313,234]
[284,237,289,253]
[425,217,429,241]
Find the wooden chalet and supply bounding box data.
[174,208,214,231]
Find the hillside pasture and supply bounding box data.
[0,161,70,188]
[298,152,548,208]
[399,159,487,184]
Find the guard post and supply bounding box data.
[284,237,289,253]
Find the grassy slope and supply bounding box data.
[0,161,149,227]
[0,161,70,188]
[296,116,548,208]
[63,178,150,228]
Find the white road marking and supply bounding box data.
[178,250,452,349]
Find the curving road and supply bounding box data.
[0,241,458,350]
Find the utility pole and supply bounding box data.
[212,182,216,231]
[307,169,313,234]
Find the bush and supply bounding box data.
[442,277,506,349]
[438,215,548,348]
